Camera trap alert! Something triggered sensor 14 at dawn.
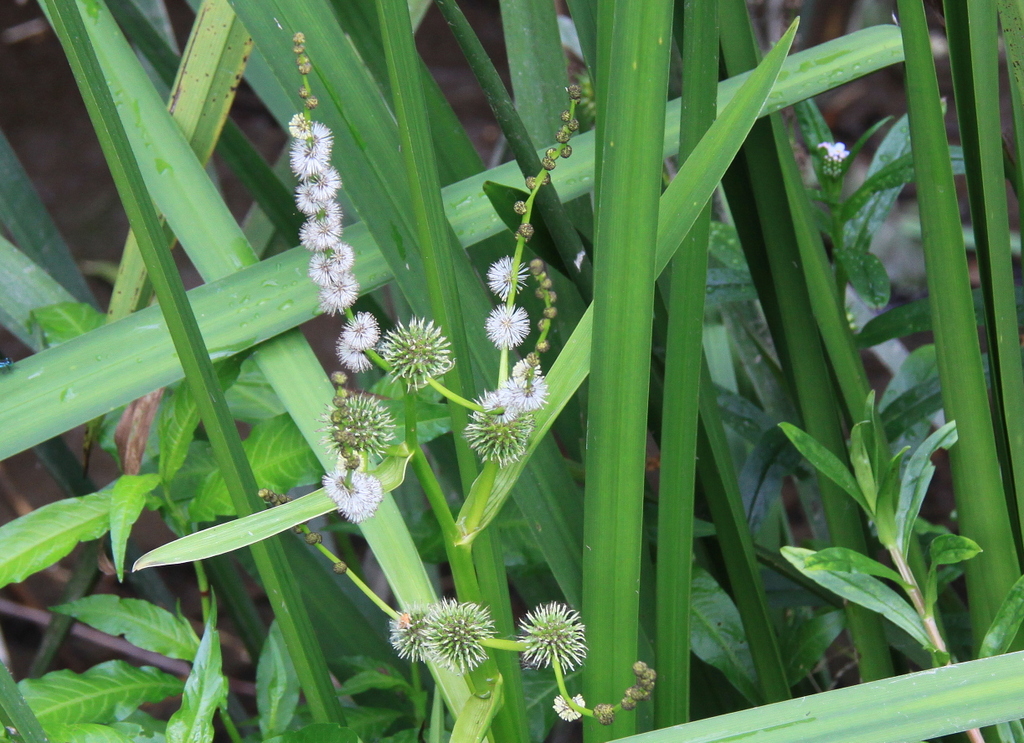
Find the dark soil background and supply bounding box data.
[0,0,1001,702]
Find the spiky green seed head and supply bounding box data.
[423,599,494,674]
[518,602,587,670]
[465,410,534,467]
[379,318,454,389]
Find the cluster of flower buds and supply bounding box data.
[620,661,657,710]
[817,141,850,179]
[389,600,586,676]
[289,35,358,318]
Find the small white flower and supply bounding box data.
[295,181,325,216]
[300,214,343,252]
[486,256,529,301]
[478,388,519,422]
[330,243,356,273]
[336,338,374,373]
[503,372,548,413]
[318,200,343,230]
[288,113,311,139]
[319,273,360,315]
[308,253,336,287]
[343,311,381,352]
[553,694,585,722]
[322,469,384,523]
[817,141,850,162]
[289,122,334,179]
[485,305,530,349]
[307,166,341,204]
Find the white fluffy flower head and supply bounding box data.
[343,311,381,352]
[322,468,384,523]
[553,694,585,722]
[318,272,360,315]
[485,305,530,350]
[486,256,529,301]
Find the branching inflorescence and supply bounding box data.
[265,37,654,727]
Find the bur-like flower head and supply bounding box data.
[485,305,530,350]
[518,602,587,670]
[424,599,494,674]
[323,393,394,457]
[465,408,534,466]
[342,311,381,352]
[390,606,432,662]
[322,468,384,523]
[379,318,454,389]
[295,181,325,216]
[329,243,356,273]
[486,256,529,301]
[308,252,340,287]
[553,694,586,722]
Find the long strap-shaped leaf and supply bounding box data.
[897,0,1021,640]
[611,650,1024,743]
[0,660,47,743]
[582,1,675,739]
[39,0,345,726]
[0,26,903,460]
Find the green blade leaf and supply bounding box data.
[0,492,111,590]
[134,448,413,569]
[20,661,183,729]
[449,674,502,743]
[782,547,931,649]
[782,610,845,686]
[777,423,867,512]
[31,302,105,347]
[109,474,161,581]
[166,616,228,743]
[257,621,300,740]
[46,723,134,743]
[281,723,359,743]
[980,573,1024,658]
[52,595,199,662]
[896,421,959,556]
[690,567,761,705]
[929,534,983,567]
[803,547,911,590]
[190,413,324,521]
[0,235,78,349]
[607,650,1024,743]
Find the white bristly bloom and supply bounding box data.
[300,215,343,252]
[342,311,381,352]
[336,338,373,373]
[319,272,360,315]
[288,113,311,139]
[308,252,338,287]
[478,388,519,422]
[322,468,384,523]
[553,694,585,722]
[307,166,341,204]
[503,372,548,413]
[289,121,333,178]
[486,255,529,301]
[485,305,530,349]
[295,181,325,216]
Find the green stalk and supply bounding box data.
[42,0,344,724]
[0,662,46,743]
[717,0,895,681]
[374,0,478,492]
[655,0,719,726]
[431,0,592,296]
[896,0,1021,641]
[584,0,674,740]
[696,360,790,703]
[945,0,1024,557]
